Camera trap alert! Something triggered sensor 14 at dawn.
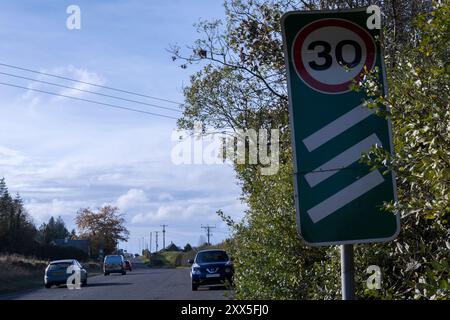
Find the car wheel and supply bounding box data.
[192,283,198,291]
[45,283,52,288]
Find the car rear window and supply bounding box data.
[105,256,122,264]
[48,262,72,270]
[196,251,229,263]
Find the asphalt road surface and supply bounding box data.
[1,258,231,300]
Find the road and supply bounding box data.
[1,258,231,300]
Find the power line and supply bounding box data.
[0,81,178,120]
[0,71,182,113]
[0,62,185,106]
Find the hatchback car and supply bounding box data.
[189,249,233,291]
[44,259,87,288]
[103,255,126,275]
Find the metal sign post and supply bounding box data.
[341,244,355,300]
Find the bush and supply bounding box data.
[1,242,89,262]
[148,253,167,267]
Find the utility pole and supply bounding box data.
[201,225,216,246]
[149,232,152,254]
[154,231,159,252]
[160,225,168,250]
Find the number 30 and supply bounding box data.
[307,40,362,70]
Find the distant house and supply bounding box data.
[165,242,181,252]
[52,238,91,256]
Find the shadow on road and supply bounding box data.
[199,285,228,291]
[85,282,132,288]
[119,272,151,276]
[50,282,132,289]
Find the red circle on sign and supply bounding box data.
[292,19,376,94]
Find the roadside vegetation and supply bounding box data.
[0,178,87,260]
[0,254,102,294]
[173,0,449,299]
[75,206,129,257]
[0,255,47,294]
[0,178,129,262]
[143,242,230,268]
[0,177,129,294]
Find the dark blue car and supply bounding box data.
[189,249,233,291]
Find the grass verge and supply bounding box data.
[0,254,47,294]
[0,254,101,295]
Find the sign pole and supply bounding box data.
[341,244,355,300]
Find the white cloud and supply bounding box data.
[130,200,244,225]
[0,123,246,238]
[158,192,174,201]
[116,188,148,210]
[21,65,105,103]
[0,145,27,166]
[24,198,87,225]
[131,205,185,223]
[53,65,105,99]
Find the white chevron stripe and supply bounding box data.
[307,170,384,223]
[302,103,374,152]
[305,134,382,187]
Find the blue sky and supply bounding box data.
[0,0,246,253]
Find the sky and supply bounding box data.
[0,0,247,253]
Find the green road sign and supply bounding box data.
[281,8,400,245]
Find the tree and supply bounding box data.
[354,1,449,299]
[0,178,90,260]
[0,178,37,253]
[75,205,129,256]
[174,0,448,299]
[198,235,207,247]
[38,216,70,244]
[183,243,193,252]
[0,177,14,246]
[69,228,78,240]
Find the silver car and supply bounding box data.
[44,259,87,288]
[103,255,126,275]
